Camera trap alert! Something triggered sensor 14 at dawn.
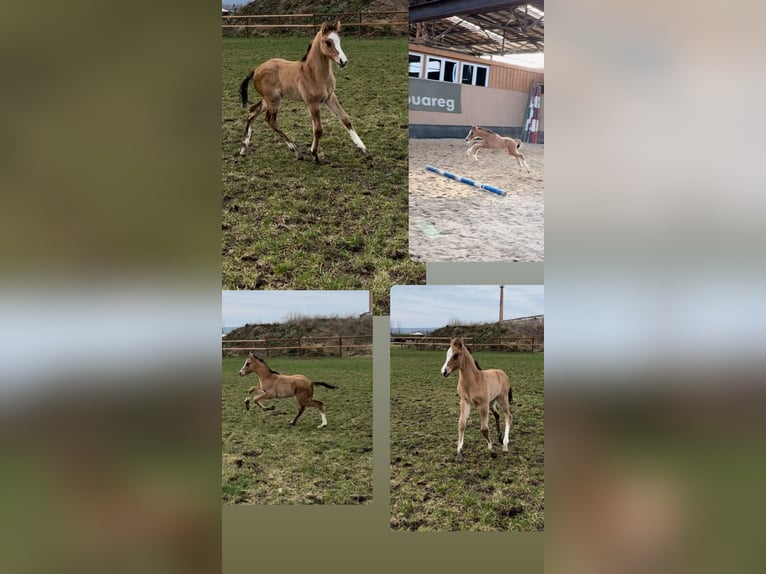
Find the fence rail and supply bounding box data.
[390,336,543,353]
[222,335,373,358]
[222,11,409,36]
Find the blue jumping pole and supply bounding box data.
[425,166,506,197]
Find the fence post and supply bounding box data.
[265,338,269,357]
[339,336,343,358]
[359,10,363,36]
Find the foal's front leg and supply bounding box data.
[468,142,484,160]
[324,93,369,157]
[244,387,274,411]
[307,102,323,164]
[456,398,471,463]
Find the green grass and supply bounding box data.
[390,350,544,531]
[222,355,372,504]
[221,37,424,314]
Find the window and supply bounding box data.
[460,62,490,87]
[408,53,423,78]
[425,56,459,83]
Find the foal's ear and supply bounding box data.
[322,20,340,33]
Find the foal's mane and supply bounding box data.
[250,353,280,375]
[455,340,482,371]
[300,41,312,62]
[477,126,499,136]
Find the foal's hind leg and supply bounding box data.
[479,405,496,459]
[510,148,531,172]
[491,402,502,441]
[265,108,302,160]
[304,398,327,428]
[293,397,327,429]
[291,405,306,426]
[324,93,369,157]
[239,101,263,156]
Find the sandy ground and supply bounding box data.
[409,139,544,262]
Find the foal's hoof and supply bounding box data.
[455,452,463,463]
[244,401,250,411]
[490,451,497,459]
[317,423,327,429]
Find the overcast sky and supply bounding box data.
[390,285,543,329]
[222,290,369,327]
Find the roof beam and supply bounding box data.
[410,0,535,23]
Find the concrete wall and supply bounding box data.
[410,84,544,141]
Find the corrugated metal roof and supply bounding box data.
[409,1,544,56]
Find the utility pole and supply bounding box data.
[499,285,504,323]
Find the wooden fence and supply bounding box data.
[390,335,544,353]
[222,335,373,358]
[222,11,409,37]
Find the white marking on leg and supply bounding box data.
[318,412,328,428]
[503,421,510,447]
[348,129,366,152]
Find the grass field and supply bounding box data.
[221,37,424,313]
[390,350,544,531]
[222,355,372,505]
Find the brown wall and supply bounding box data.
[409,44,544,92]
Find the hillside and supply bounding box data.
[423,317,544,352]
[223,314,372,357]
[429,318,544,342]
[240,0,407,15]
[229,1,409,37]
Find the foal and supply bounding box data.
[238,20,369,162]
[464,125,530,172]
[239,353,336,428]
[440,338,513,462]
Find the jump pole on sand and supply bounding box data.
[425,166,506,197]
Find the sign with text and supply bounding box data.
[408,79,462,113]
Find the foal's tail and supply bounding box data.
[313,381,337,390]
[508,385,513,403]
[240,70,254,107]
[515,139,523,150]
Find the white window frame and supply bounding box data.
[425,56,460,83]
[460,62,490,87]
[408,52,423,79]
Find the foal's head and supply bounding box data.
[441,338,466,378]
[315,20,348,68]
[238,352,263,377]
[465,126,479,142]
